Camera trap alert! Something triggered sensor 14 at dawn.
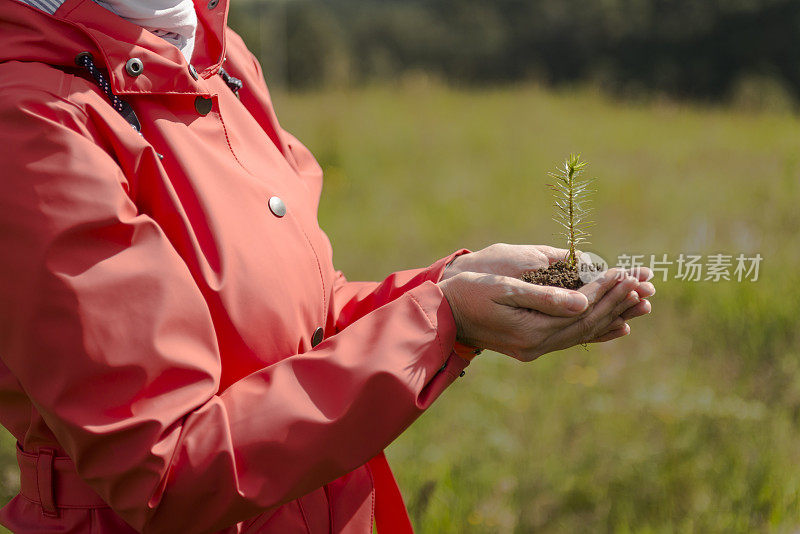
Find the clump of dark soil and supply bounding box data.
[521,260,583,289]
[521,260,603,289]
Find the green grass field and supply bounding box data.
[2,83,799,532]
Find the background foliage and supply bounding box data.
[279,85,800,533]
[230,0,800,110]
[268,84,800,531]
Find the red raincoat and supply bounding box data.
[0,0,472,531]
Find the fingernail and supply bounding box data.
[567,293,588,311]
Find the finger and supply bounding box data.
[577,267,628,307]
[527,275,637,353]
[627,266,654,282]
[605,315,627,332]
[535,245,570,264]
[634,281,656,299]
[589,317,626,342]
[611,288,643,322]
[590,323,630,343]
[617,287,644,316]
[507,245,552,275]
[472,244,554,278]
[621,299,651,320]
[579,276,640,337]
[589,315,625,339]
[494,276,588,317]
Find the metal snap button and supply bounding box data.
[268,196,286,217]
[311,327,324,348]
[459,370,466,377]
[189,64,199,80]
[194,96,213,116]
[207,0,219,9]
[125,58,144,77]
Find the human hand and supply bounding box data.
[441,243,654,344]
[438,267,651,362]
[441,243,570,281]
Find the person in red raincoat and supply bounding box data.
[0,0,655,531]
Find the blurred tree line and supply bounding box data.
[229,0,800,107]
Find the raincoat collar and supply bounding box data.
[0,0,229,95]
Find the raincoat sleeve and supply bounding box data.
[327,252,470,334]
[0,89,470,532]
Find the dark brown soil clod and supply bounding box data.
[521,260,604,290]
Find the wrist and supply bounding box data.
[439,250,471,282]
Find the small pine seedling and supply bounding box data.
[548,154,595,269]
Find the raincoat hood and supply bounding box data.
[93,0,197,62]
[0,0,225,94]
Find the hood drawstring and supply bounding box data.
[75,52,244,132]
[218,67,242,98]
[75,52,142,134]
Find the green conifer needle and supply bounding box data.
[548,153,595,268]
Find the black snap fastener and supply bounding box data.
[311,327,324,348]
[194,96,213,115]
[268,196,286,217]
[125,58,144,77]
[207,0,219,9]
[459,370,466,377]
[74,51,93,66]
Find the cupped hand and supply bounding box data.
[438,267,652,362]
[441,243,655,344]
[441,243,571,281]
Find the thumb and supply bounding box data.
[495,277,588,317]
